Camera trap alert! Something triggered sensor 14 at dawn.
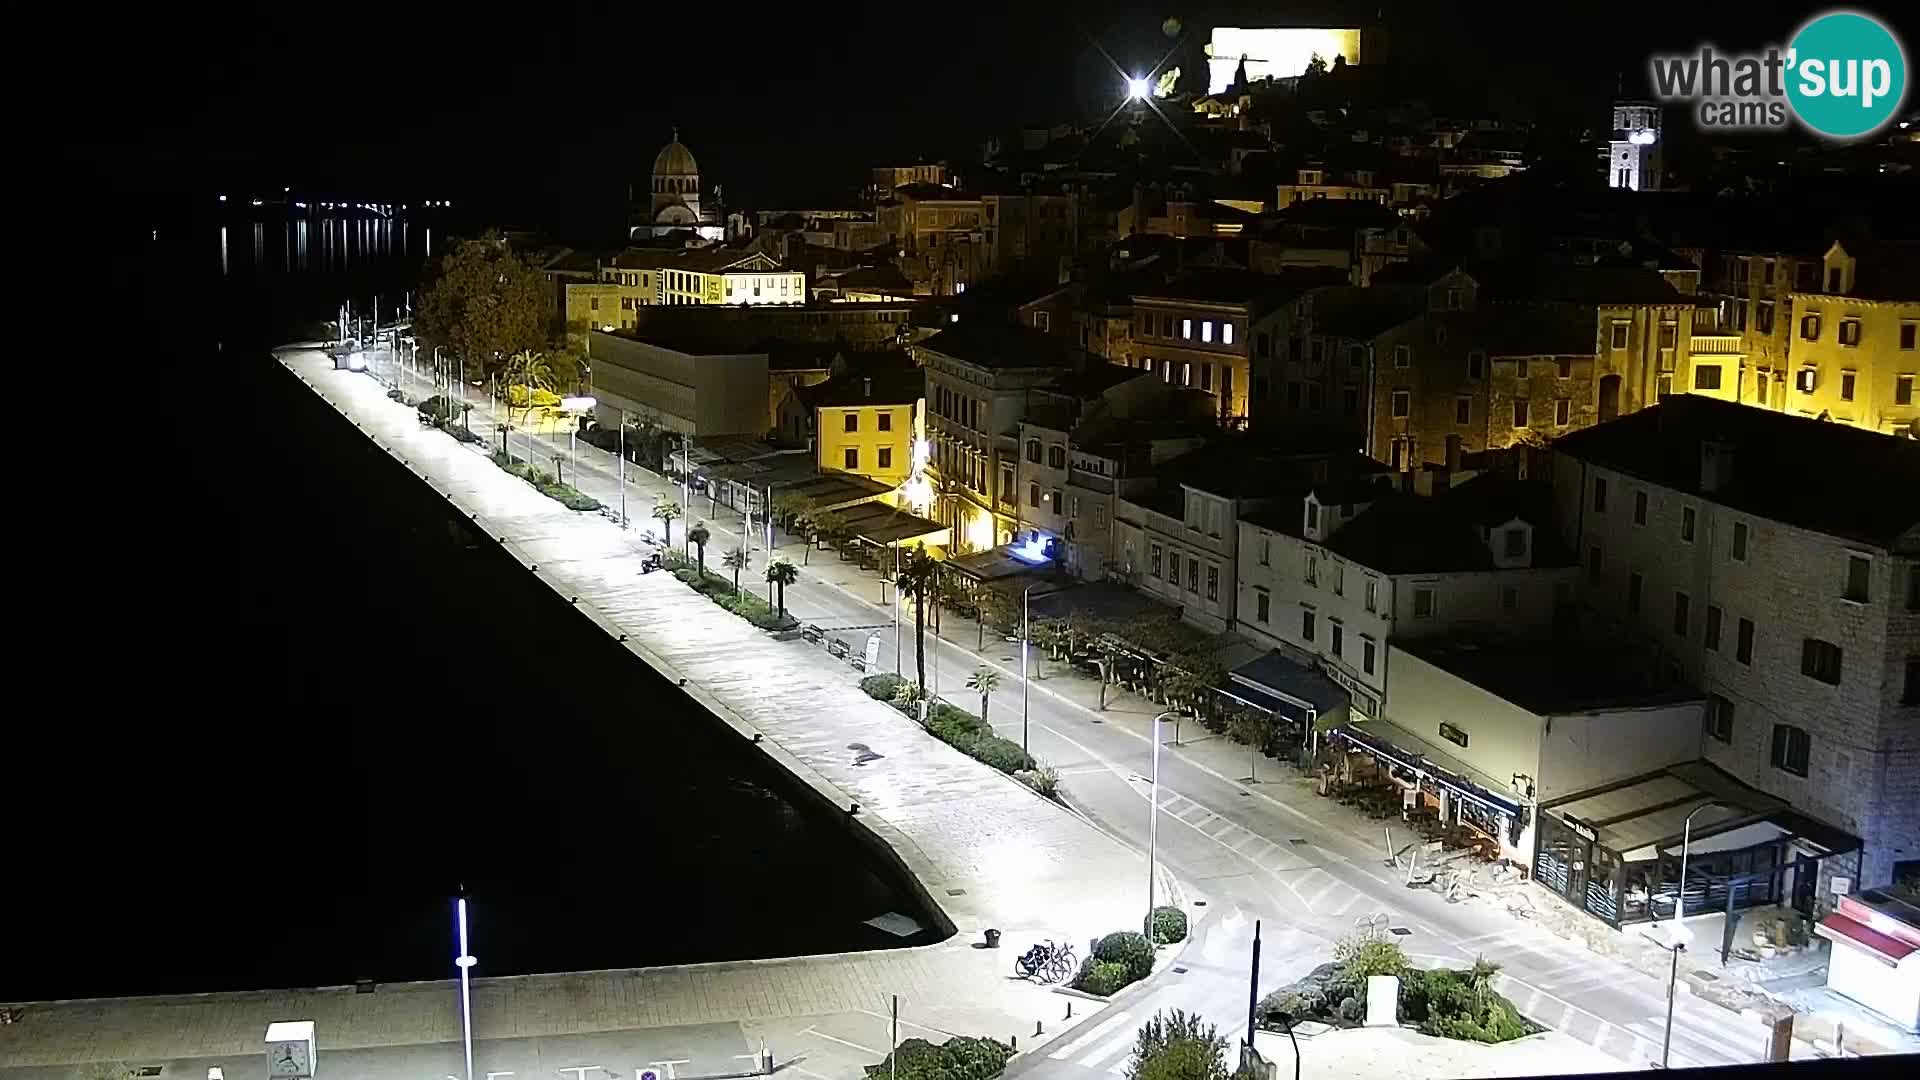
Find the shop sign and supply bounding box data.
[1563,815,1598,843]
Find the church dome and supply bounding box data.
[654,135,699,178]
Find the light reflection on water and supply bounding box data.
[216,210,431,277]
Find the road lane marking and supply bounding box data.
[855,1009,954,1038]
[1048,1012,1133,1059]
[802,1029,882,1056]
[1079,1030,1140,1070]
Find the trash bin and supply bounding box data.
[984,928,1001,948]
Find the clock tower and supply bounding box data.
[1607,101,1662,192]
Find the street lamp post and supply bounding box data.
[454,896,477,1080]
[1659,800,1722,1068]
[1020,583,1040,760]
[1146,710,1178,933]
[562,397,597,487]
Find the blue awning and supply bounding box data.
[1217,682,1312,724]
[1230,652,1349,717]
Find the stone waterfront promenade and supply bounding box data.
[0,347,1157,1069]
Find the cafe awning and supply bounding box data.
[1331,720,1523,819]
[1229,652,1348,726]
[1545,760,1861,862]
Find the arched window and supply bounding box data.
[1025,439,1041,463]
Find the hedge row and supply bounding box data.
[1071,930,1156,997]
[490,451,601,511]
[858,675,1037,779]
[664,553,797,632]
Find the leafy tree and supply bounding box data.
[722,546,752,593]
[502,349,561,428]
[810,508,848,557]
[1229,711,1270,781]
[966,667,1001,722]
[976,587,1018,650]
[1128,1009,1227,1080]
[896,545,942,691]
[771,492,815,531]
[687,521,712,575]
[414,231,548,384]
[652,494,683,548]
[765,557,798,616]
[791,511,817,564]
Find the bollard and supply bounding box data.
[1010,1035,1017,1052]
[1065,1001,1073,1019]
[1035,1021,1043,1037]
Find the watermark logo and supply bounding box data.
[1649,9,1908,140]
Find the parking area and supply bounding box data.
[746,1010,965,1080]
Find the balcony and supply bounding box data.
[1690,334,1745,356]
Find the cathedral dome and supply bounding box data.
[654,135,699,178]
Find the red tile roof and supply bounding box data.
[1816,912,1918,963]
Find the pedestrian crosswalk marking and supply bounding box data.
[1078,1030,1138,1070]
[1048,1012,1132,1060]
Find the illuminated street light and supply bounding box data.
[218,194,227,202]
[1020,583,1041,760]
[562,396,596,486]
[1127,77,1150,100]
[1145,710,1178,934]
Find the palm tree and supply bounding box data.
[504,349,557,426]
[896,545,942,692]
[966,667,1001,722]
[1468,955,1501,1012]
[652,494,682,549]
[765,557,798,617]
[721,546,752,593]
[688,521,711,576]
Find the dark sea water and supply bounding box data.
[0,208,937,1002]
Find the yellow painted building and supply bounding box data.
[808,370,926,488]
[1783,242,1920,437]
[595,248,807,308]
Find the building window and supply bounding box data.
[845,413,859,433]
[1770,724,1810,777]
[1556,356,1573,379]
[1705,695,1733,743]
[1732,521,1749,561]
[1455,397,1471,424]
[1905,657,1919,704]
[1394,344,1411,369]
[1840,371,1857,401]
[1332,563,1344,596]
[1512,399,1530,428]
[1844,553,1870,602]
[1182,318,1193,340]
[1627,571,1642,614]
[1256,590,1270,623]
[1902,323,1917,350]
[1034,310,1051,332]
[1302,608,1316,642]
[1673,591,1690,636]
[1028,482,1040,508]
[1800,314,1821,341]
[1167,552,1180,586]
[1201,364,1213,392]
[1502,528,1526,557]
[1438,722,1469,749]
[1391,389,1411,418]
[1838,319,1861,347]
[1755,301,1774,334]
[1025,438,1041,463]
[1694,365,1722,390]
[1593,477,1608,512]
[1258,537,1270,566]
[1499,584,1519,610]
[1660,321,1678,349]
[1151,544,1163,578]
[1795,367,1817,394]
[1206,565,1219,601]
[1802,638,1843,685]
[1898,374,1915,406]
[1363,639,1377,675]
[1201,320,1214,343]
[1048,445,1066,469]
[1736,617,1755,665]
[844,447,859,470]
[1610,323,1629,350]
[878,447,893,470]
[878,412,892,432]
[1188,558,1199,593]
[1051,488,1062,510]
[1304,552,1318,585]
[1633,490,1648,525]
[1588,545,1603,584]
[1705,605,1723,650]
[1680,507,1696,543]
[1344,387,1359,415]
[1413,587,1435,618]
[1348,345,1365,367]
[1364,579,1378,613]
[1469,351,1488,378]
[1554,398,1571,425]
[1331,622,1344,656]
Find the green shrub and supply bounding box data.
[1015,763,1060,798]
[861,674,907,701]
[1129,1009,1227,1080]
[970,735,1032,773]
[1072,959,1134,997]
[927,702,985,733]
[1149,906,1188,944]
[1094,930,1156,982]
[862,1036,1012,1080]
[1333,934,1408,984]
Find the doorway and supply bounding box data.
[1599,374,1622,423]
[1791,853,1818,915]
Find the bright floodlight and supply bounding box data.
[1127,77,1150,99]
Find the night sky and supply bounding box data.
[100,1,1884,243]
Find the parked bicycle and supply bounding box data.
[1014,939,1077,983]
